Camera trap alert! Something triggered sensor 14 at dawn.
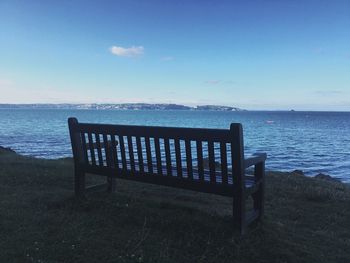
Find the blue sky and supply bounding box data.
[0,0,349,110]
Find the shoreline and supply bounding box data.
[1,105,350,113]
[1,145,347,185]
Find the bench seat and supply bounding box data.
[117,160,257,187]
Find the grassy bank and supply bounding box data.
[0,147,349,263]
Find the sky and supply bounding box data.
[0,0,349,110]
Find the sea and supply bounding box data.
[0,109,349,183]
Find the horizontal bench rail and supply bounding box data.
[71,122,232,142]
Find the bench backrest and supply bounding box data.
[68,117,246,196]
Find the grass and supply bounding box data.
[0,147,350,263]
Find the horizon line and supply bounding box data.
[0,102,349,112]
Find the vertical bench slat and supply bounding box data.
[80,132,89,164]
[185,139,193,179]
[196,141,204,181]
[220,142,228,184]
[103,134,111,167]
[164,138,172,176]
[87,133,96,166]
[119,135,127,171]
[136,137,144,173]
[145,137,153,173]
[175,139,182,178]
[95,133,104,166]
[127,135,135,173]
[111,135,119,168]
[208,140,216,183]
[154,137,163,175]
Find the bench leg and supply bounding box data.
[75,169,85,198]
[233,193,246,235]
[253,162,265,220]
[107,176,116,193]
[106,146,117,193]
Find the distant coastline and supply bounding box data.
[0,103,246,111]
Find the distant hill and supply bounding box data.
[0,103,245,111]
[195,105,246,111]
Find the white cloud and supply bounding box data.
[314,90,344,96]
[204,80,221,85]
[110,45,144,57]
[161,56,175,61]
[0,78,14,87]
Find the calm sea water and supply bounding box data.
[0,109,349,182]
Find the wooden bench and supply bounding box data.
[68,117,267,234]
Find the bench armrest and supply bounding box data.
[244,153,267,168]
